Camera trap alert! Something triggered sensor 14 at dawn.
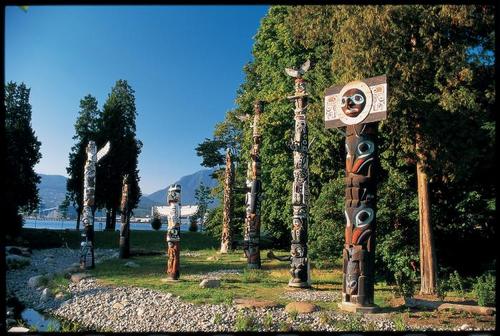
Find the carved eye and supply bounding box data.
[355,208,374,227]
[340,96,348,107]
[356,140,374,156]
[352,94,365,104]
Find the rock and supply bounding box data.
[113,302,124,310]
[285,302,319,313]
[43,257,55,263]
[71,273,91,283]
[233,298,280,309]
[55,292,66,300]
[6,255,31,269]
[28,275,48,288]
[460,324,470,331]
[8,327,30,332]
[6,246,23,255]
[137,307,145,316]
[124,261,140,268]
[40,288,53,302]
[199,279,221,288]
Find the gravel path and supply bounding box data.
[5,247,413,332]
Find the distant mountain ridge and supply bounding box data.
[147,168,218,206]
[36,168,218,217]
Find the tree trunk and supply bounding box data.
[111,207,117,231]
[220,149,235,254]
[105,209,111,230]
[416,132,437,295]
[76,208,81,231]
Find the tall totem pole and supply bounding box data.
[80,140,110,270]
[166,184,181,280]
[285,60,311,288]
[119,174,130,259]
[243,100,263,269]
[324,75,388,312]
[220,148,235,254]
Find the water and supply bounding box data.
[21,308,60,331]
[24,219,193,232]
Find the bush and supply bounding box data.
[473,273,495,307]
[150,216,162,231]
[188,217,198,232]
[448,270,466,295]
[394,271,416,299]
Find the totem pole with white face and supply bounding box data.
[166,184,181,280]
[243,101,263,269]
[80,140,110,270]
[285,60,311,288]
[325,75,387,312]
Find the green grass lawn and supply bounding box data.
[14,228,396,309]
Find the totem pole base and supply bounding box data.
[338,302,379,314]
[288,280,311,288]
[247,263,261,270]
[161,277,180,283]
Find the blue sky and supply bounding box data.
[5,5,269,194]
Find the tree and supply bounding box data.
[96,80,142,231]
[58,195,70,219]
[151,207,162,231]
[192,182,214,231]
[66,94,100,230]
[4,82,42,235]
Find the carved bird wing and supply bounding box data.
[96,141,111,162]
[285,68,299,78]
[236,114,250,122]
[299,59,311,75]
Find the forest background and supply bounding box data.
[196,5,495,287]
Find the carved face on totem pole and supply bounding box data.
[167,184,181,204]
[341,88,366,118]
[86,141,97,162]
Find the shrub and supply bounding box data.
[188,217,198,232]
[448,270,465,295]
[473,273,495,307]
[436,278,448,301]
[150,209,162,231]
[393,271,416,299]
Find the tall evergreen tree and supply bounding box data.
[66,94,100,230]
[4,82,42,235]
[97,80,142,231]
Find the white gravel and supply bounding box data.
[9,247,471,332]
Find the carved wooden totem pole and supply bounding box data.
[285,60,311,288]
[119,174,130,259]
[325,75,387,312]
[80,140,110,270]
[243,100,263,269]
[220,148,235,254]
[166,184,181,280]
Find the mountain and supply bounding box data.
[36,168,219,218]
[147,168,218,206]
[37,174,67,209]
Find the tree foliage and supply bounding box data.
[4,82,42,235]
[198,5,495,279]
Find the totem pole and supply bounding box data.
[165,184,181,280]
[80,140,110,270]
[324,75,388,312]
[285,60,311,288]
[243,100,264,269]
[220,148,235,254]
[119,174,130,259]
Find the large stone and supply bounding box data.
[6,246,23,256]
[8,327,30,332]
[124,261,140,268]
[71,273,91,283]
[40,288,53,302]
[6,255,31,270]
[54,292,66,300]
[285,302,319,313]
[112,302,124,310]
[199,279,221,288]
[234,298,280,309]
[28,275,48,288]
